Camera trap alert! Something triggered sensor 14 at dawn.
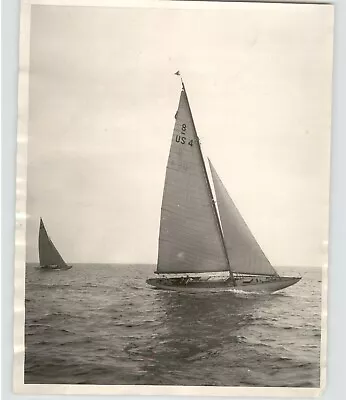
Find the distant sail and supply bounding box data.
[209,161,278,276]
[156,87,230,274]
[39,218,68,268]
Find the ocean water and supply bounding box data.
[24,264,322,387]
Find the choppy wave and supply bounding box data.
[24,264,321,387]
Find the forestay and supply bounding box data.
[157,87,230,274]
[209,161,278,276]
[39,218,67,268]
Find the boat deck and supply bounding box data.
[146,275,301,293]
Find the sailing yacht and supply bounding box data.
[146,75,301,293]
[38,218,72,270]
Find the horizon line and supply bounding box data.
[25,262,323,268]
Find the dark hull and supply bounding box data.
[146,275,301,293]
[38,264,72,271]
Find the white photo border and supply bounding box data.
[12,0,332,396]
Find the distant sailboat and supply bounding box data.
[38,218,72,270]
[146,75,301,293]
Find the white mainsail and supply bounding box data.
[156,85,231,274]
[39,218,68,268]
[209,161,278,276]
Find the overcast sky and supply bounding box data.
[25,2,333,266]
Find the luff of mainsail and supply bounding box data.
[157,82,233,276]
[39,218,68,268]
[209,161,279,276]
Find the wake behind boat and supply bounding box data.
[38,218,72,271]
[146,74,301,293]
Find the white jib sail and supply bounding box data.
[209,161,278,276]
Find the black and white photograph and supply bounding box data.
[13,0,334,396]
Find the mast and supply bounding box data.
[179,75,236,285]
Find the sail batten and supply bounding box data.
[156,85,230,275]
[209,161,279,276]
[39,218,67,268]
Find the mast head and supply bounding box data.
[174,70,185,91]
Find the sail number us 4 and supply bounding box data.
[176,124,193,146]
